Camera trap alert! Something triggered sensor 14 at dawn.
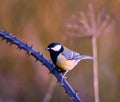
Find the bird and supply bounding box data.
[46,42,94,82]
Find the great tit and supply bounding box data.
[46,42,94,79]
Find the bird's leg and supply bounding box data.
[63,71,68,79]
[60,70,69,85]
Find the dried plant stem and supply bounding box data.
[92,36,99,102]
[42,77,56,102]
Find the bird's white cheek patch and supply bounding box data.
[51,45,62,51]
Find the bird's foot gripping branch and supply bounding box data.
[0,30,81,102]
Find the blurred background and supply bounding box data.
[0,0,120,102]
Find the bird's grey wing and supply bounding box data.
[62,47,81,60]
[62,47,94,60]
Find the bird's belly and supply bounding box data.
[56,55,76,71]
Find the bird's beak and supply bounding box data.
[46,47,50,50]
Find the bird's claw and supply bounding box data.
[60,76,67,85]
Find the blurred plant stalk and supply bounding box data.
[92,36,99,102]
[65,3,114,102]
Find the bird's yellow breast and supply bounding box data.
[56,54,76,71]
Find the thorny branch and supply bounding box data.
[0,30,81,102]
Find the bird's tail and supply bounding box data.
[80,54,95,60]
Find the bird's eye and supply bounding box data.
[51,45,62,51]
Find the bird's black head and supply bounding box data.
[46,42,64,64]
[46,42,64,53]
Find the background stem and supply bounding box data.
[92,36,99,102]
